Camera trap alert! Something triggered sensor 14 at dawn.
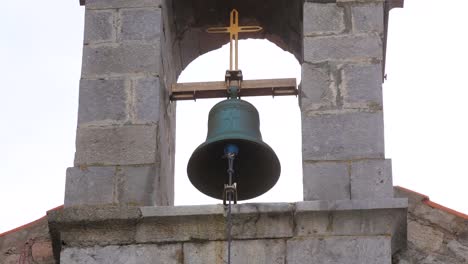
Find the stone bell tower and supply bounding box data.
[48,0,408,263]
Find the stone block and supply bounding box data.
[295,208,406,239]
[64,166,116,207]
[82,43,160,77]
[115,165,157,206]
[140,204,224,217]
[302,112,385,160]
[31,240,54,263]
[341,63,383,107]
[135,215,226,243]
[133,77,160,123]
[179,29,201,69]
[184,240,286,264]
[287,236,391,264]
[447,240,468,261]
[85,0,161,9]
[350,159,393,199]
[231,203,294,239]
[407,220,444,252]
[300,63,336,111]
[74,125,158,166]
[303,161,350,200]
[60,244,182,264]
[351,3,384,33]
[296,198,408,212]
[303,3,345,35]
[84,10,115,44]
[304,34,382,63]
[78,78,127,124]
[120,8,161,42]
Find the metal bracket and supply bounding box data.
[223,183,238,206]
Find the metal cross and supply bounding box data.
[207,9,263,71]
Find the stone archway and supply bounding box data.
[161,0,303,81]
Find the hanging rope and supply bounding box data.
[223,144,239,264]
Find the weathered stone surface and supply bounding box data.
[296,198,408,212]
[0,215,55,264]
[64,165,164,208]
[300,63,336,111]
[133,77,160,123]
[407,220,444,252]
[116,165,158,205]
[287,236,391,264]
[81,43,160,77]
[179,29,201,69]
[60,244,182,264]
[84,10,115,44]
[303,161,350,200]
[351,3,384,33]
[341,63,383,107]
[137,203,294,243]
[140,204,224,217]
[295,208,406,238]
[74,125,158,166]
[304,34,382,63]
[31,241,54,263]
[78,78,127,124]
[230,203,294,239]
[302,112,385,160]
[47,206,142,225]
[394,187,468,263]
[120,8,161,42]
[447,240,468,261]
[337,0,385,3]
[135,215,226,243]
[85,0,161,9]
[350,159,393,199]
[303,3,345,35]
[184,240,286,264]
[65,167,115,207]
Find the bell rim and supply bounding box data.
[187,137,281,201]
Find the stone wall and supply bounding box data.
[394,187,468,264]
[48,200,407,264]
[65,0,176,208]
[301,0,396,201]
[0,207,61,264]
[3,188,465,263]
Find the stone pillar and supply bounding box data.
[64,0,176,207]
[301,0,393,201]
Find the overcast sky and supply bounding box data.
[1,0,467,233]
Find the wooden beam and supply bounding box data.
[171,78,297,101]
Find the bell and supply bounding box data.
[187,98,281,201]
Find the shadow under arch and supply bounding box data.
[174,39,303,205]
[162,0,303,80]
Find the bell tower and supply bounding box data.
[49,0,408,263]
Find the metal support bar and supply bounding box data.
[170,78,297,101]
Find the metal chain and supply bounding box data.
[223,150,237,264]
[227,195,233,264]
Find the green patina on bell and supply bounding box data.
[187,96,281,200]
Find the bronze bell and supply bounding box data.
[187,98,281,201]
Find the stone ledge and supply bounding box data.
[296,198,407,212]
[48,201,407,261]
[50,199,406,224]
[81,0,162,9]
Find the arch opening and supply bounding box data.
[174,39,302,205]
[162,0,303,78]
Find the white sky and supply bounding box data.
[1,0,467,233]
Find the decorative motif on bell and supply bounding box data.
[187,98,281,201]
